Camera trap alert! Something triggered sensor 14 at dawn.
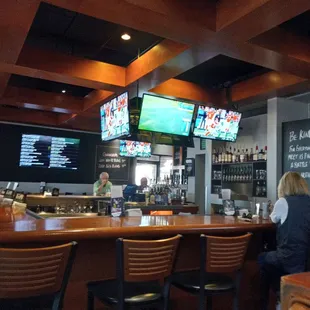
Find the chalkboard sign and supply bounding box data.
[283,119,310,183]
[95,143,130,183]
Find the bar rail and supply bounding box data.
[0,215,274,244]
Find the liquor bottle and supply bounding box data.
[222,148,226,163]
[232,148,236,163]
[258,149,264,161]
[253,146,259,161]
[245,149,249,162]
[150,188,155,205]
[235,149,239,163]
[248,166,252,181]
[236,167,240,182]
[256,181,261,196]
[240,149,245,163]
[240,166,244,182]
[212,149,216,163]
[218,148,222,163]
[263,146,267,161]
[262,181,267,197]
[249,148,254,161]
[228,147,232,163]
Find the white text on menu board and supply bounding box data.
[98,151,127,169]
[289,130,310,178]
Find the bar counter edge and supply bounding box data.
[0,215,274,244]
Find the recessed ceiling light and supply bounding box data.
[121,33,131,41]
[62,90,66,94]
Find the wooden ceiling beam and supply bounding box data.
[231,71,307,104]
[147,71,308,109]
[58,89,113,125]
[250,27,310,63]
[0,62,123,93]
[123,0,216,31]
[216,0,310,40]
[0,106,58,127]
[62,115,100,132]
[221,40,310,80]
[126,39,189,85]
[17,45,126,88]
[1,86,84,114]
[134,48,220,96]
[149,79,222,106]
[0,1,40,95]
[0,73,11,97]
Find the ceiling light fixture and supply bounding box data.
[121,33,131,41]
[62,90,66,94]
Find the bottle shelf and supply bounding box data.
[212,161,267,165]
[222,181,252,183]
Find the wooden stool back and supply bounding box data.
[201,233,252,273]
[118,235,182,282]
[0,242,77,299]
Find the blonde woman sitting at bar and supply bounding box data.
[259,172,310,310]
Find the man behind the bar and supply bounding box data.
[93,172,113,196]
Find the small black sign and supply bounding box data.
[4,189,15,199]
[14,192,26,203]
[52,188,60,196]
[95,142,130,183]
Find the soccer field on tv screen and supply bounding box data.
[139,96,194,136]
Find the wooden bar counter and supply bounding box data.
[0,215,275,310]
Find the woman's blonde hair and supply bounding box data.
[278,172,309,198]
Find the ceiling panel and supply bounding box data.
[25,2,162,67]
[176,55,270,89]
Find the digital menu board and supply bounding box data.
[19,134,80,170]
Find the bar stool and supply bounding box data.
[0,241,77,310]
[170,233,252,310]
[87,235,182,310]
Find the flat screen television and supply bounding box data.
[193,106,242,142]
[19,134,80,169]
[138,94,195,136]
[100,92,130,141]
[120,140,151,158]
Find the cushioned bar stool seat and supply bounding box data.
[171,270,235,294]
[0,242,77,310]
[88,279,162,306]
[87,235,182,310]
[170,233,252,310]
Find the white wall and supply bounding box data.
[211,114,267,156]
[231,114,267,150]
[187,138,207,202]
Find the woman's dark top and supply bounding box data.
[267,195,310,274]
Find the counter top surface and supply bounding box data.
[26,195,109,200]
[0,215,274,244]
